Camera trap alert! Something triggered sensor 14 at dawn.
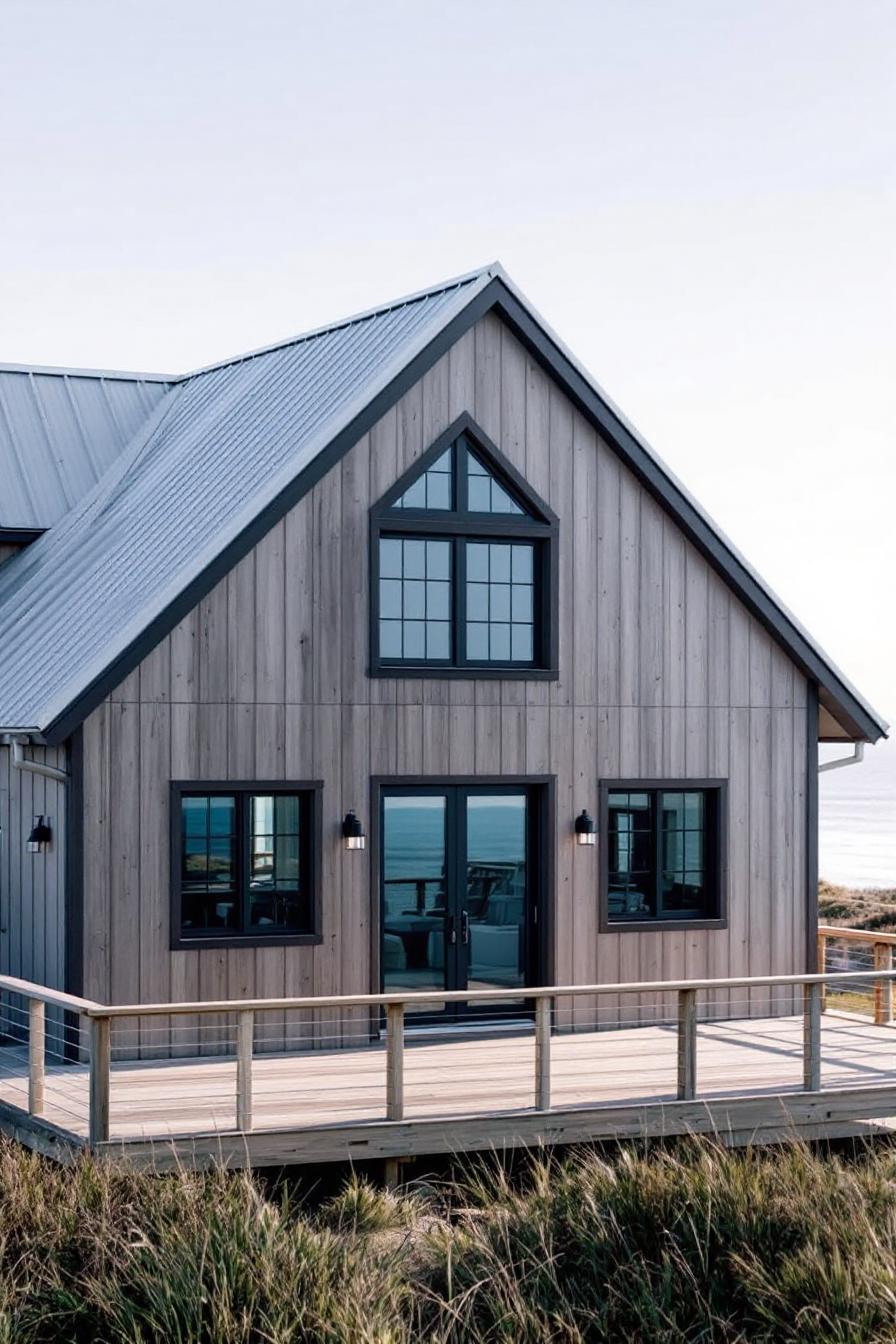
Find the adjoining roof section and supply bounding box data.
[0,367,173,529]
[0,267,494,738]
[0,262,885,745]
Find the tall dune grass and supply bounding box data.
[0,1137,894,1340]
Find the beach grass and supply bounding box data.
[1,1137,896,1340]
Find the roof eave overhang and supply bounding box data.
[29,273,887,747]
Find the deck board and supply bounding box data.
[0,1011,893,1159]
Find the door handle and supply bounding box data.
[447,913,457,945]
[461,910,470,945]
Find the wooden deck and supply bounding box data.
[3,1010,896,1169]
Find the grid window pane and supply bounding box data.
[180,792,313,939]
[464,541,536,663]
[463,443,526,515]
[180,794,237,934]
[380,538,403,578]
[380,578,402,619]
[426,622,450,659]
[607,788,717,923]
[392,447,453,511]
[378,538,453,661]
[660,790,708,913]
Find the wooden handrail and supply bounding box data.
[818,925,896,946]
[85,967,896,1018]
[0,974,100,1014]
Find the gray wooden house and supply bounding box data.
[0,264,887,1056]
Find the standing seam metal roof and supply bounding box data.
[0,269,492,730]
[0,369,173,529]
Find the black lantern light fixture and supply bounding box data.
[574,809,596,847]
[342,810,366,851]
[27,815,52,854]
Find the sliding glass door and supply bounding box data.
[380,784,541,1022]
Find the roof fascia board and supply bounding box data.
[37,272,885,746]
[39,278,503,743]
[487,282,886,744]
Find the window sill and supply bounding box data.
[600,917,727,935]
[171,933,323,951]
[369,664,559,681]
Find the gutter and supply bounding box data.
[2,734,68,784]
[818,743,865,774]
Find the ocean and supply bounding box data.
[820,736,896,890]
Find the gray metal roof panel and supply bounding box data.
[0,368,172,528]
[0,269,491,731]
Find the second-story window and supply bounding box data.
[370,415,557,677]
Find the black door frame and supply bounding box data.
[371,774,556,1025]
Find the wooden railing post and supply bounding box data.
[28,1000,45,1116]
[677,988,697,1100]
[236,1010,254,1131]
[817,932,827,1013]
[88,1015,111,1147]
[803,982,821,1091]
[386,1003,404,1121]
[874,944,892,1026]
[535,996,552,1111]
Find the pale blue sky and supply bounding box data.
[1,0,893,726]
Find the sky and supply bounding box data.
[1,0,893,736]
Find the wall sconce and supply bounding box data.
[342,810,366,851]
[27,815,52,854]
[574,809,596,846]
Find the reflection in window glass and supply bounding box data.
[179,791,311,939]
[606,787,717,923]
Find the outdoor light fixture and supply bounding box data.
[27,816,52,854]
[342,810,366,851]
[574,809,596,846]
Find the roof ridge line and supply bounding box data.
[174,262,501,383]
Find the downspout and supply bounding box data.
[818,742,865,774]
[3,735,69,784]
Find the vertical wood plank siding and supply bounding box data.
[79,313,809,1045]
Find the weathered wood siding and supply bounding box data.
[80,313,809,1044]
[0,743,68,1053]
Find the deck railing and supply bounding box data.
[817,925,896,1024]
[1,951,895,1149]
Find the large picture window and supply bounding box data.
[171,782,321,948]
[370,414,558,677]
[599,781,726,930]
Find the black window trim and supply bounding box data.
[598,778,728,933]
[169,779,323,950]
[369,413,559,679]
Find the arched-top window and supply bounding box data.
[370,414,558,677]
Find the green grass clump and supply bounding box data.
[0,1137,895,1341]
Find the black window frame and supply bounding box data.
[369,413,559,679]
[598,779,728,932]
[170,780,323,950]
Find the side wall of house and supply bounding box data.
[0,743,67,996]
[79,313,809,1048]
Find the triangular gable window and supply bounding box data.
[387,432,534,518]
[373,414,557,675]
